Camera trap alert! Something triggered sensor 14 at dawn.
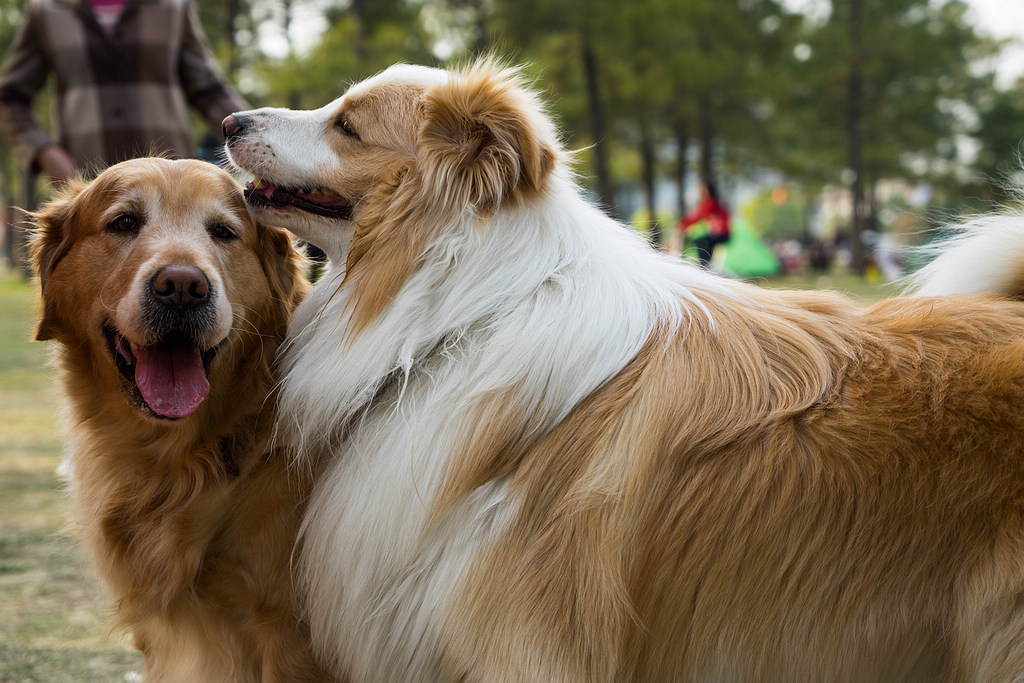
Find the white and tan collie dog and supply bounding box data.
[225,61,1024,681]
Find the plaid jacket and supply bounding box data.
[0,0,246,172]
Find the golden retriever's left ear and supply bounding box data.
[257,224,309,336]
[30,178,88,341]
[419,63,557,212]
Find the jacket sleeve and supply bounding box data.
[177,0,248,129]
[0,1,56,171]
[679,199,713,232]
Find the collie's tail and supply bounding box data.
[906,214,1024,298]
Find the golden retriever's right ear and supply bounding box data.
[30,179,88,341]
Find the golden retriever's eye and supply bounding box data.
[209,224,238,241]
[335,115,358,139]
[108,214,141,234]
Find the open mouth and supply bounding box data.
[106,326,220,420]
[244,179,353,220]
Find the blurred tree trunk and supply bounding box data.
[696,27,715,187]
[282,0,294,54]
[581,28,615,217]
[350,0,366,24]
[472,0,492,54]
[222,0,241,78]
[675,122,689,219]
[0,152,12,269]
[868,180,878,232]
[11,168,35,277]
[1,209,12,269]
[846,0,866,274]
[698,93,714,186]
[640,120,658,246]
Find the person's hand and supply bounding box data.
[37,145,76,182]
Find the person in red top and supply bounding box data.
[678,181,731,268]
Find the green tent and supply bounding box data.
[686,217,780,277]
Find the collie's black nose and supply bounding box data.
[151,265,210,311]
[222,114,248,140]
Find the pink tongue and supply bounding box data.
[132,340,210,418]
[294,190,349,207]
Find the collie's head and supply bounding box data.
[224,60,560,327]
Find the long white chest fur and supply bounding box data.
[299,353,517,681]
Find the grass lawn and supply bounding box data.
[751,270,895,305]
[0,268,142,682]
[0,263,892,682]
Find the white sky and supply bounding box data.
[966,0,1024,86]
[257,2,327,60]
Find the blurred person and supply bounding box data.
[0,0,248,183]
[678,181,731,268]
[806,237,832,273]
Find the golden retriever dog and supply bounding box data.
[31,158,331,682]
[225,61,1024,681]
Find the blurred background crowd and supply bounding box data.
[0,0,1022,282]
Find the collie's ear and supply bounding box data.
[257,224,309,336]
[420,64,557,211]
[30,179,88,341]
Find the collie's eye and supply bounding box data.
[209,224,238,240]
[336,115,358,138]
[108,214,141,234]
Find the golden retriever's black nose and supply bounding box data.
[151,265,210,310]
[222,114,247,140]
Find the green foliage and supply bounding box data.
[0,0,1018,244]
[220,0,1019,227]
[247,2,435,108]
[629,207,677,241]
[777,0,992,187]
[252,17,362,108]
[973,78,1024,195]
[0,0,23,55]
[741,187,809,239]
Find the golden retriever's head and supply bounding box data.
[32,158,305,420]
[224,60,558,325]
